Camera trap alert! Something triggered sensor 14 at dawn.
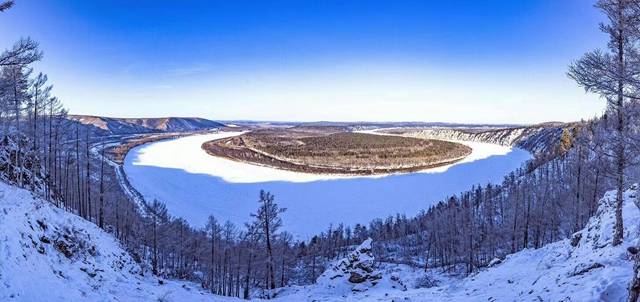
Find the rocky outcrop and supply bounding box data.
[316,238,406,292]
[318,238,381,286]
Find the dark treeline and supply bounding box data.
[2,0,640,300]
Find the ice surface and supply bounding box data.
[124,131,532,236]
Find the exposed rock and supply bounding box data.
[390,272,407,291]
[570,232,582,247]
[39,236,51,244]
[348,272,367,284]
[55,240,74,259]
[316,238,383,292]
[414,274,439,289]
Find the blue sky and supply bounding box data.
[0,0,605,123]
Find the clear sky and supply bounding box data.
[0,0,606,124]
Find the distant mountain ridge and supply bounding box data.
[68,115,225,135]
[221,120,529,130]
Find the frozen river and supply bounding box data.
[123,131,531,238]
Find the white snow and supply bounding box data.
[1,178,636,301]
[0,181,238,302]
[123,131,531,236]
[126,131,513,184]
[270,185,639,302]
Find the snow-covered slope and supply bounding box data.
[273,185,638,301]
[68,115,157,135]
[1,177,635,301]
[401,123,566,155]
[68,115,225,135]
[118,117,225,132]
[0,181,236,302]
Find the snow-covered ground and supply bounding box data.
[123,131,531,235]
[1,180,636,301]
[0,181,237,302]
[271,185,639,302]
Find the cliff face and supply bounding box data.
[397,123,569,155]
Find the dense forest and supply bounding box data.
[1,0,640,299]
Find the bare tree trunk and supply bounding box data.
[575,146,583,232]
[98,141,105,228]
[629,247,640,302]
[263,207,276,291]
[244,250,252,299]
[613,88,625,246]
[75,123,82,217]
[152,215,158,275]
[85,130,91,221]
[210,229,216,293]
[280,253,285,287]
[613,12,626,246]
[115,198,120,239]
[236,250,241,297]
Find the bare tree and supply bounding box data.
[0,1,14,12]
[147,199,168,275]
[0,38,42,67]
[206,215,221,293]
[249,190,286,294]
[568,0,640,246]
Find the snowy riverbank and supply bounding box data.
[126,131,514,184]
[123,131,531,236]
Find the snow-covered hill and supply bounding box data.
[118,117,225,132]
[272,185,638,301]
[0,181,236,302]
[68,115,225,135]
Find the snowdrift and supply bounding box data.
[0,181,235,302]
